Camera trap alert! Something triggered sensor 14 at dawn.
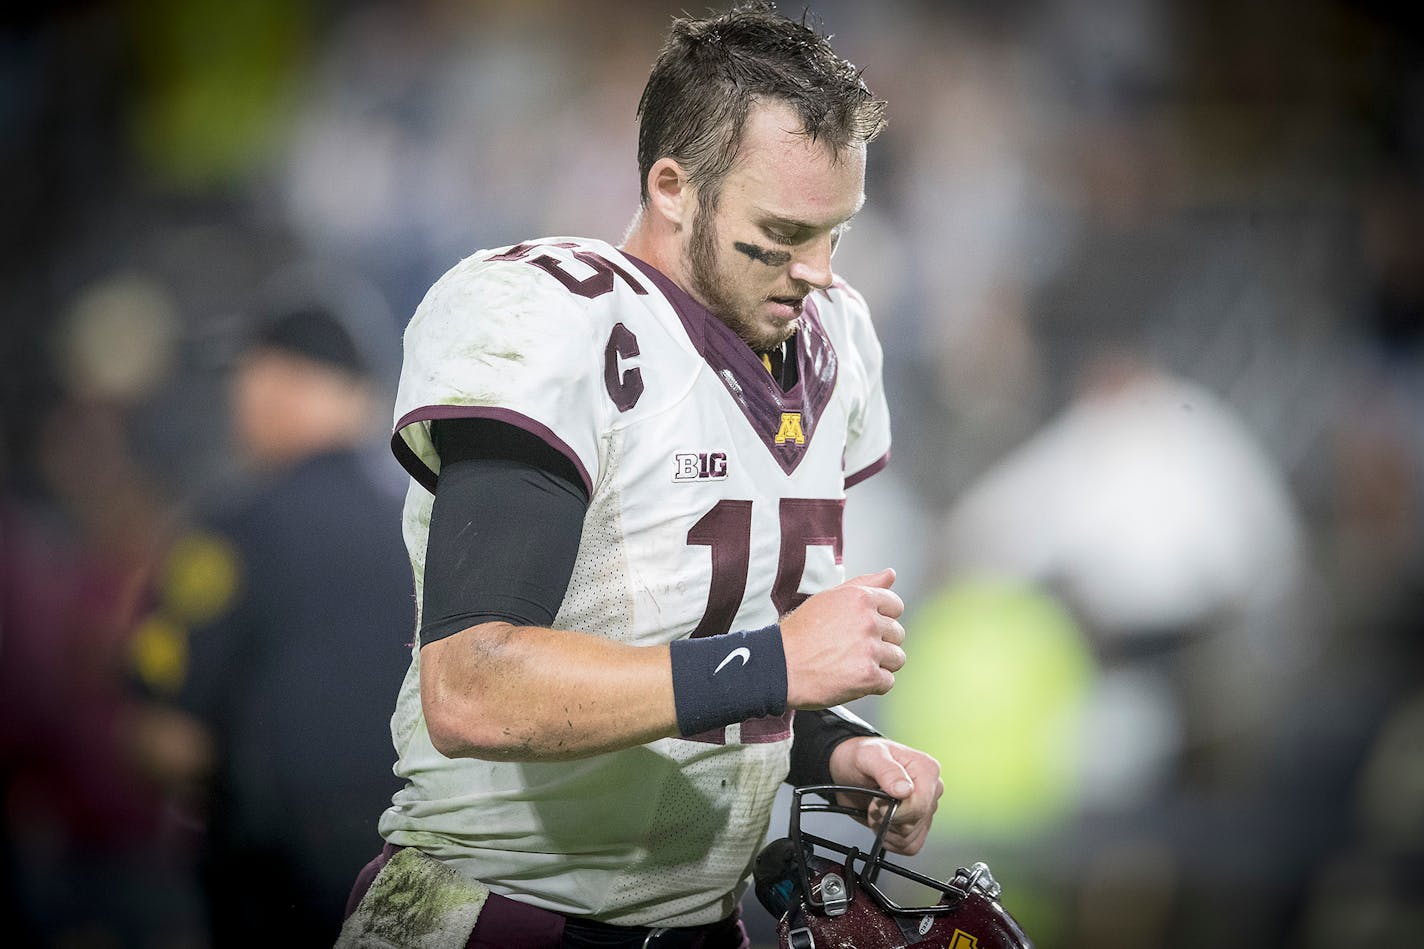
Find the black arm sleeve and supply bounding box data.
[787,708,881,788]
[419,418,589,646]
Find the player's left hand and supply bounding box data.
[827,736,943,855]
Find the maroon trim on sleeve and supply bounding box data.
[392,405,593,497]
[844,450,890,489]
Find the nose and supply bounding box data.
[788,234,834,290]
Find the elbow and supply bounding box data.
[420,625,526,759]
[425,705,478,759]
[424,692,578,762]
[418,621,546,763]
[423,691,514,760]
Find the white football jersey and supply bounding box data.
[379,236,890,927]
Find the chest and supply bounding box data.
[584,361,851,639]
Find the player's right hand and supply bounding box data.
[780,567,905,709]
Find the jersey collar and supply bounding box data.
[621,252,838,476]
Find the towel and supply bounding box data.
[335,847,489,949]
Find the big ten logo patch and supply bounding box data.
[673,452,728,482]
[774,412,805,445]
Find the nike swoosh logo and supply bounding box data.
[714,646,752,675]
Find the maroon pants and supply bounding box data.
[345,844,750,949]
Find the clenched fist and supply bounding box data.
[781,567,905,709]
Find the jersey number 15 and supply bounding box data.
[683,497,844,744]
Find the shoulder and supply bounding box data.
[416,236,645,323]
[394,239,657,493]
[406,237,662,374]
[199,468,318,554]
[825,274,872,315]
[810,274,881,364]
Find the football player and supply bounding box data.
[339,3,944,947]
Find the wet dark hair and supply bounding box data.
[636,1,887,207]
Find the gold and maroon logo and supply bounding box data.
[774,411,806,445]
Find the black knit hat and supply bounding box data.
[250,305,368,377]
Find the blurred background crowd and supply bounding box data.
[3,0,1422,947]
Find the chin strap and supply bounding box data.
[785,905,816,949]
[787,928,816,949]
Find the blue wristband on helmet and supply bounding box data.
[669,624,788,737]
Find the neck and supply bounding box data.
[620,207,686,290]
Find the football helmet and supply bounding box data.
[754,785,1033,949]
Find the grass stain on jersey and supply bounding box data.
[479,348,526,364]
[448,388,500,406]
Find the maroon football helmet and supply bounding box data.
[754,785,1034,949]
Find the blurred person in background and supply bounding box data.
[939,353,1313,797]
[2,274,204,947]
[126,276,413,947]
[901,352,1320,949]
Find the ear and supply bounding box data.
[646,157,691,229]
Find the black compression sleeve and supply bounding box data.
[419,418,589,646]
[787,708,881,788]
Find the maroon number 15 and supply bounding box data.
[682,497,844,745]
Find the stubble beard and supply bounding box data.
[687,202,798,354]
